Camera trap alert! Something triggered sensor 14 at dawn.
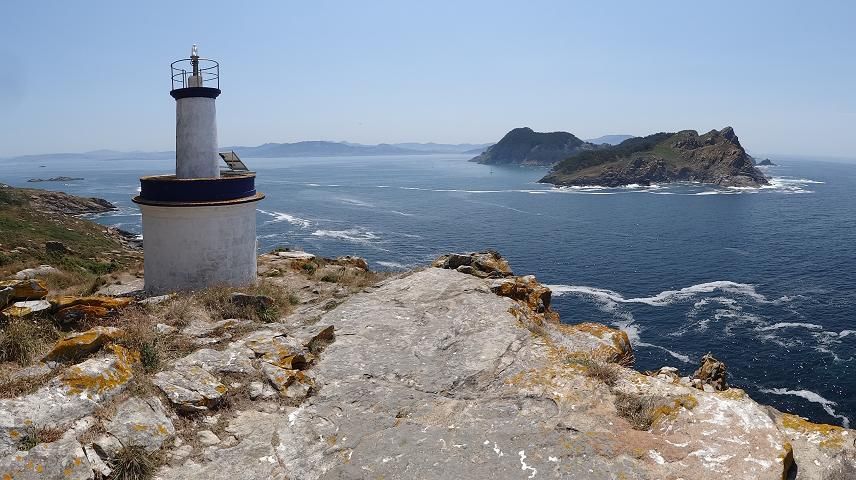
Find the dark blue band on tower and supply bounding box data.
[170,87,221,100]
[136,174,256,203]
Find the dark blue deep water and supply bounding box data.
[3,154,855,427]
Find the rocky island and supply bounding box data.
[1,187,854,479]
[27,177,84,183]
[470,127,598,166]
[540,127,769,188]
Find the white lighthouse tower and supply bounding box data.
[133,45,264,294]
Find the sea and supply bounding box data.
[2,154,854,427]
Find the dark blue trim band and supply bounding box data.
[170,87,221,100]
[136,174,256,203]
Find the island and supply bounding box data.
[27,176,84,183]
[539,127,769,187]
[757,158,776,166]
[470,127,597,166]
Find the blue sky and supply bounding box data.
[1,1,853,158]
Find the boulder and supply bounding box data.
[196,430,220,447]
[0,279,48,301]
[172,345,256,375]
[0,439,92,480]
[432,250,512,278]
[490,275,552,312]
[153,366,227,412]
[52,296,132,324]
[106,397,175,452]
[335,256,369,270]
[275,250,316,261]
[44,241,71,255]
[2,300,52,319]
[43,326,124,362]
[13,265,59,280]
[0,345,139,456]
[230,292,274,310]
[693,352,728,391]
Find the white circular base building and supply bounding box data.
[133,46,263,294]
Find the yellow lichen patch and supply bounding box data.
[133,424,149,432]
[0,279,48,300]
[651,394,699,426]
[60,345,138,396]
[780,413,846,449]
[43,326,124,361]
[717,388,747,400]
[215,384,228,394]
[9,429,19,439]
[53,295,133,310]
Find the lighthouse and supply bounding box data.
[133,45,264,294]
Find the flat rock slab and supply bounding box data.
[0,439,92,480]
[153,365,227,412]
[106,397,175,452]
[172,345,256,375]
[155,410,291,480]
[0,346,139,456]
[13,265,59,280]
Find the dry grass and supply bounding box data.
[109,306,197,374]
[567,354,621,387]
[0,369,57,398]
[108,445,157,480]
[17,424,66,450]
[614,392,660,430]
[0,317,60,366]
[313,265,389,291]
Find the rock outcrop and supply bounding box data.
[541,127,769,188]
[470,127,597,166]
[0,251,853,479]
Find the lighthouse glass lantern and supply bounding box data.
[133,45,264,294]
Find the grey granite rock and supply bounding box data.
[106,397,175,452]
[152,366,227,412]
[0,439,92,479]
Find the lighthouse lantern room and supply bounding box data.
[133,45,264,294]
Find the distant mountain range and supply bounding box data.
[4,142,494,162]
[585,135,636,145]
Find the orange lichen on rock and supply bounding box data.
[52,295,132,323]
[59,345,139,396]
[0,279,48,300]
[780,413,848,449]
[43,326,124,361]
[490,276,552,313]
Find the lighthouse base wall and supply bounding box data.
[139,202,258,294]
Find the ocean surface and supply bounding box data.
[3,154,855,427]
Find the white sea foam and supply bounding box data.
[839,330,855,338]
[390,210,415,217]
[338,197,375,208]
[547,281,768,306]
[257,209,312,228]
[759,388,849,428]
[310,228,378,243]
[756,322,824,331]
[376,261,408,269]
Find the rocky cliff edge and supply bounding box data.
[0,251,853,479]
